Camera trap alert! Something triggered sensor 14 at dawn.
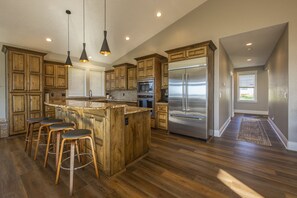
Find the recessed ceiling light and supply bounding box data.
[246,43,253,46]
[247,58,252,62]
[156,11,162,17]
[125,36,130,41]
[46,38,52,42]
[88,56,92,59]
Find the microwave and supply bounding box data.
[137,80,154,95]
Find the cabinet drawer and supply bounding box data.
[157,105,168,112]
[45,105,55,112]
[186,47,206,58]
[168,51,186,62]
[158,120,167,130]
[158,112,167,120]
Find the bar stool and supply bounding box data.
[44,122,76,168]
[25,117,49,157]
[34,119,63,160]
[56,129,99,196]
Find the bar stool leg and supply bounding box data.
[24,123,31,152]
[56,139,66,184]
[88,136,99,178]
[69,141,75,196]
[75,140,81,163]
[34,125,45,160]
[55,131,61,168]
[44,129,54,167]
[28,123,34,157]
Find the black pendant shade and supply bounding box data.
[100,30,111,56]
[65,51,73,67]
[80,43,89,62]
[65,10,73,67]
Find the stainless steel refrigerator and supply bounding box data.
[168,57,213,140]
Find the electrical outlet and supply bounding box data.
[123,93,125,96]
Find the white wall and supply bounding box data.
[113,0,297,145]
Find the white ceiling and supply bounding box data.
[0,0,206,66]
[220,23,287,68]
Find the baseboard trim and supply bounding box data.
[267,117,288,149]
[214,117,231,137]
[288,141,297,151]
[234,109,268,115]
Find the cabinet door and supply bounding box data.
[27,93,42,118]
[114,68,120,89]
[145,58,154,78]
[9,51,27,92]
[128,68,137,90]
[110,72,115,90]
[44,63,55,88]
[119,66,127,89]
[56,65,68,88]
[168,51,186,62]
[9,93,27,135]
[157,112,168,130]
[186,47,206,59]
[27,54,43,92]
[137,61,145,78]
[161,63,168,88]
[105,72,111,91]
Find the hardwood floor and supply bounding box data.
[1,114,297,197]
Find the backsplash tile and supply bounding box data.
[109,90,137,101]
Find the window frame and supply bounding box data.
[237,71,257,103]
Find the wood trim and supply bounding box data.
[44,60,65,65]
[134,53,167,61]
[165,40,217,54]
[113,63,136,68]
[2,45,47,56]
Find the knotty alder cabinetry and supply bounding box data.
[44,61,68,89]
[156,103,168,130]
[105,63,136,92]
[2,45,46,135]
[161,63,168,89]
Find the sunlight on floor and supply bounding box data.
[217,169,264,198]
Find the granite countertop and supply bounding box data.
[45,100,151,114]
[156,101,168,105]
[45,100,126,110]
[106,99,138,103]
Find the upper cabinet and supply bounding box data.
[4,48,45,93]
[161,63,168,89]
[44,61,68,89]
[105,63,136,92]
[166,41,216,63]
[135,54,167,80]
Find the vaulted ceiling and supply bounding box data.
[0,0,207,66]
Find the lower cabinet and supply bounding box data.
[9,92,43,135]
[156,103,168,130]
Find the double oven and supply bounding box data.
[137,80,155,117]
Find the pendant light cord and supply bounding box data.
[104,0,106,31]
[68,13,70,51]
[83,0,86,43]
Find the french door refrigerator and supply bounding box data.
[168,57,213,140]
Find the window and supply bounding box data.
[90,70,104,96]
[238,71,257,102]
[68,67,86,96]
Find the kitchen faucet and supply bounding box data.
[89,89,92,100]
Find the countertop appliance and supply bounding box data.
[168,57,212,140]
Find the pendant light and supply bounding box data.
[65,10,73,67]
[80,0,89,62]
[100,0,111,56]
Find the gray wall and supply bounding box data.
[234,66,269,112]
[112,0,297,143]
[266,27,288,139]
[219,43,232,129]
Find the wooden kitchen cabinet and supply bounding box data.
[127,67,137,90]
[105,63,136,92]
[156,103,168,130]
[161,63,168,89]
[166,41,216,63]
[2,45,46,135]
[44,61,68,89]
[135,54,166,79]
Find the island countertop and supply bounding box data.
[45,100,151,115]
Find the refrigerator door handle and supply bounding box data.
[182,73,185,111]
[185,73,189,111]
[170,113,205,120]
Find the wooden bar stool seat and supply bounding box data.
[25,117,49,156]
[56,129,99,196]
[44,122,76,168]
[34,119,64,160]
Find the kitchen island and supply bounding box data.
[45,100,151,176]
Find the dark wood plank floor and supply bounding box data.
[1,114,297,198]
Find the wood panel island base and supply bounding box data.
[45,100,151,177]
